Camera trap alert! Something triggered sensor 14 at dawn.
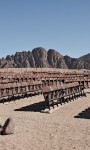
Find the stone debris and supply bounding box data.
[1,118,15,135]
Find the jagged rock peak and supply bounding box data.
[47,49,67,68]
[0,47,90,69]
[32,47,49,68]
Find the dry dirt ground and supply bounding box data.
[0,89,90,150]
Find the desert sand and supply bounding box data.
[0,89,90,150]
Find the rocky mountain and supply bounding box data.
[64,53,90,69]
[0,47,90,69]
[32,47,49,68]
[47,49,67,68]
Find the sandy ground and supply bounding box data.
[0,68,88,73]
[0,89,90,150]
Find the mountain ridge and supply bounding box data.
[0,47,90,69]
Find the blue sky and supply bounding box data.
[0,0,90,58]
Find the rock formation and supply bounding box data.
[1,118,15,135]
[32,47,49,68]
[0,47,90,69]
[47,49,67,68]
[64,54,90,69]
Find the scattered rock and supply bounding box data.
[1,118,15,135]
[0,126,3,135]
[0,124,3,128]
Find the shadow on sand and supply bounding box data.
[14,101,45,112]
[74,107,90,119]
[86,92,90,94]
